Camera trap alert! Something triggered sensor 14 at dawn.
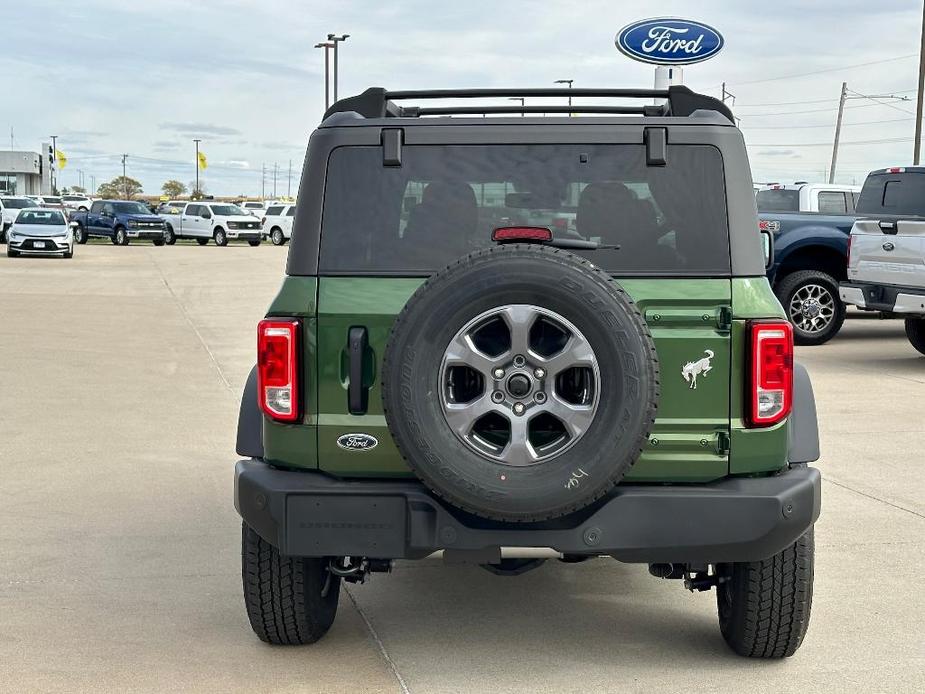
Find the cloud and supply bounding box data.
[152,140,182,151]
[216,160,251,169]
[159,122,243,137]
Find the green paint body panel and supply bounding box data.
[260,275,790,481]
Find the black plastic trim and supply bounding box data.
[235,461,821,564]
[235,365,263,458]
[788,363,820,464]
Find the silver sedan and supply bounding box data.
[6,208,75,258]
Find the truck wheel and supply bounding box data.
[775,270,845,346]
[248,238,261,247]
[241,522,340,645]
[6,247,18,258]
[152,237,165,246]
[271,227,285,246]
[73,223,88,244]
[214,228,228,246]
[114,227,129,246]
[196,238,209,246]
[905,318,925,356]
[382,243,659,522]
[717,529,814,658]
[164,225,177,245]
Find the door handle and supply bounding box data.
[347,327,369,415]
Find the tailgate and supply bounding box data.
[848,218,925,290]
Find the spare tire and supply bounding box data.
[382,244,659,522]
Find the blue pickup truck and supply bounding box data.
[70,200,167,246]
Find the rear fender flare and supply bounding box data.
[236,365,264,458]
[788,362,819,464]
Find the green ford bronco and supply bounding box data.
[235,86,821,658]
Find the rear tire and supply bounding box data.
[214,228,228,246]
[271,227,285,246]
[905,318,925,356]
[775,270,845,346]
[241,522,340,645]
[717,529,814,658]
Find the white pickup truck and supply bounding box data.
[159,201,263,246]
[756,182,861,214]
[839,167,925,355]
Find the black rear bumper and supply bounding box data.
[235,461,821,564]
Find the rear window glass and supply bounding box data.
[319,144,729,275]
[756,189,799,212]
[817,191,848,215]
[857,173,925,217]
[266,206,284,216]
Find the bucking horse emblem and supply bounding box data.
[681,349,714,390]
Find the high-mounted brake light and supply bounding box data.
[887,167,905,174]
[748,321,793,427]
[491,226,553,243]
[257,319,300,422]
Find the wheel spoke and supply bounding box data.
[444,334,500,378]
[500,415,539,466]
[537,335,596,376]
[443,394,499,437]
[539,393,596,439]
[499,305,537,357]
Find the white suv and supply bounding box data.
[61,194,93,211]
[262,204,295,245]
[239,201,266,218]
[0,196,36,242]
[159,202,263,246]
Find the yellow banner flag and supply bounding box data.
[197,151,207,170]
[55,149,67,169]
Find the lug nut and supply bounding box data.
[491,391,505,403]
[513,402,525,415]
[493,368,505,379]
[513,355,526,367]
[534,367,546,379]
[534,392,546,403]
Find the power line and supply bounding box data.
[712,53,917,89]
[740,99,914,118]
[747,136,913,147]
[734,88,917,108]
[744,116,914,130]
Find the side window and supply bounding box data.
[90,201,103,213]
[285,206,295,217]
[102,202,114,216]
[185,204,199,216]
[817,191,847,215]
[851,192,860,211]
[266,205,283,216]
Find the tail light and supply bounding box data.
[257,319,300,422]
[261,216,266,226]
[748,320,793,427]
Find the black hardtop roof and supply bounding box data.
[321,85,734,125]
[867,166,925,175]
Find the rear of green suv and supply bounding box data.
[235,86,821,657]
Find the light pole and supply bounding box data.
[508,97,525,116]
[315,42,334,110]
[327,34,349,103]
[49,135,58,194]
[121,154,128,199]
[193,139,201,197]
[554,79,574,109]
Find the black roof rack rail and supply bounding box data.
[323,86,734,122]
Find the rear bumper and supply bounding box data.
[235,461,821,564]
[840,282,925,315]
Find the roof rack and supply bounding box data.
[322,86,734,122]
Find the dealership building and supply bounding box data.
[0,144,52,195]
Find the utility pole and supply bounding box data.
[829,82,848,184]
[273,163,278,197]
[315,42,334,110]
[287,159,292,197]
[9,126,12,151]
[121,154,128,198]
[915,0,925,165]
[49,135,58,194]
[90,175,96,194]
[327,34,349,102]
[261,163,266,199]
[554,79,574,108]
[721,82,736,105]
[193,138,201,196]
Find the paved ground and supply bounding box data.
[1,245,923,693]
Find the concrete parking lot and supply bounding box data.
[1,245,923,693]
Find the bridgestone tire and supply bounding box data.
[775,270,845,346]
[905,318,925,356]
[381,244,659,522]
[717,529,814,658]
[241,522,340,645]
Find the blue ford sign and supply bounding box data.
[616,18,724,65]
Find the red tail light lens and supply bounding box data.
[748,320,793,427]
[491,226,553,242]
[257,319,300,422]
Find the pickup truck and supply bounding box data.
[756,183,861,214]
[71,200,167,246]
[159,201,262,246]
[839,166,925,356]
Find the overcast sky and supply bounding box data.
[6,0,921,195]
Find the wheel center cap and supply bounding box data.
[506,373,532,398]
[802,300,820,318]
